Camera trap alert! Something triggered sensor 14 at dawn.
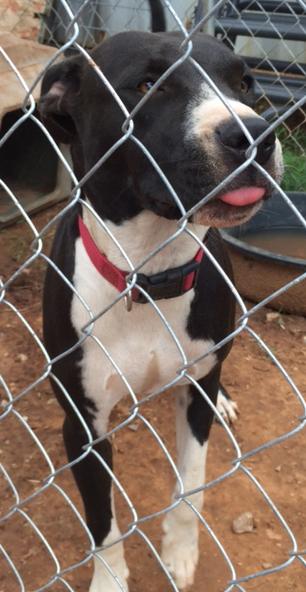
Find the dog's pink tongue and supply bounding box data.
[219,187,265,206]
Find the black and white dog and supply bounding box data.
[40,31,282,591]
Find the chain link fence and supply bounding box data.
[1,1,306,591]
[38,0,199,45]
[214,0,306,185]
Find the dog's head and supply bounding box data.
[39,32,283,227]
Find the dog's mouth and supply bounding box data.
[144,184,269,227]
[217,186,266,207]
[193,185,269,228]
[153,156,278,226]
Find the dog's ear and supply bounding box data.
[39,57,83,144]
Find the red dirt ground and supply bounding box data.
[1,205,306,592]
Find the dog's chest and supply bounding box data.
[71,238,217,415]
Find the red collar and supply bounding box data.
[78,216,204,303]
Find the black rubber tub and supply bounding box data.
[221,192,306,315]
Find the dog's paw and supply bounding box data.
[216,390,239,424]
[89,570,129,592]
[161,529,198,589]
[89,550,129,592]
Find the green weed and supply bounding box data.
[277,128,306,192]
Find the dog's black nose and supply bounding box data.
[216,117,276,165]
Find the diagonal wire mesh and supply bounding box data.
[214,0,306,162]
[1,1,306,591]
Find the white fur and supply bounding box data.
[162,386,208,589]
[185,85,256,143]
[70,211,217,590]
[71,211,217,436]
[90,484,129,591]
[189,98,256,142]
[216,389,239,424]
[83,208,208,273]
[186,86,284,185]
[90,518,129,592]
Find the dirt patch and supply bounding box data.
[1,206,306,592]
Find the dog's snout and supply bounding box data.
[216,117,276,165]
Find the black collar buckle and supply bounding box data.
[134,258,201,303]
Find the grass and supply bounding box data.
[277,128,306,193]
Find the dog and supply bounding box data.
[39,31,283,591]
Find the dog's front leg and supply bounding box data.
[161,365,221,590]
[63,415,129,592]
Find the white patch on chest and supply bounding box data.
[70,212,217,434]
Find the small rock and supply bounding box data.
[266,528,282,541]
[128,423,139,432]
[275,465,281,472]
[16,353,28,363]
[232,512,254,534]
[266,312,280,322]
[262,562,273,570]
[303,335,306,345]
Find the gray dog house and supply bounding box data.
[0,33,71,228]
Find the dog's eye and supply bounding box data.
[137,80,162,94]
[241,76,252,93]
